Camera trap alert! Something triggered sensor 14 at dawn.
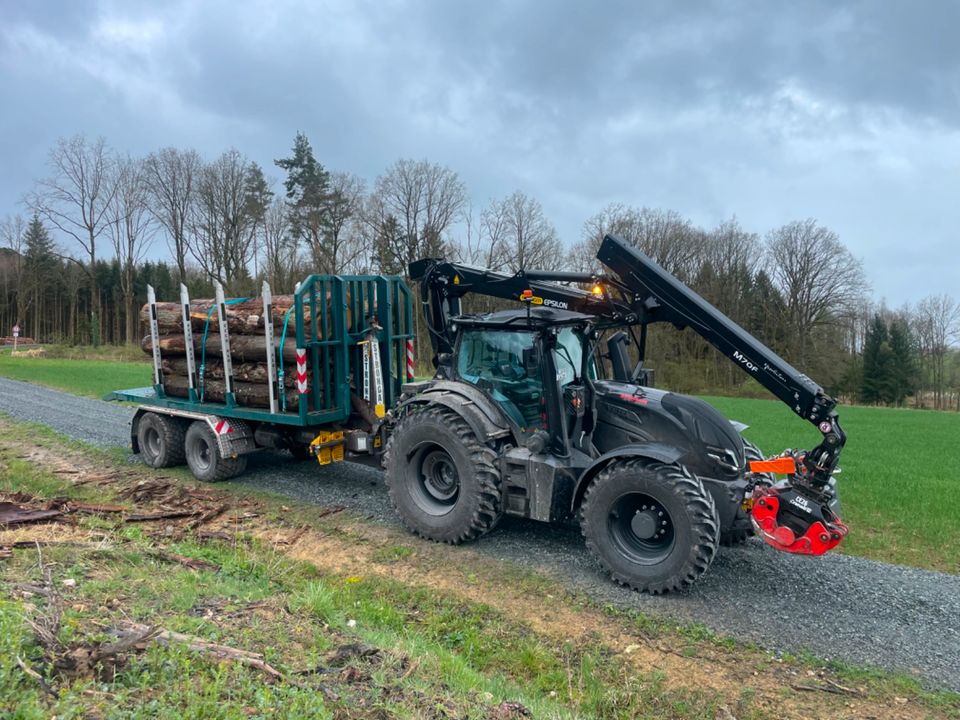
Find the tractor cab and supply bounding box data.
[447,308,596,456]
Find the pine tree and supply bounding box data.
[274,133,333,271]
[22,214,58,339]
[861,314,893,404]
[888,316,917,406]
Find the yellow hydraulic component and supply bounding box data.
[310,430,345,465]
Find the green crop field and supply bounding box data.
[707,395,960,573]
[0,345,151,398]
[0,351,956,573]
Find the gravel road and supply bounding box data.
[2,376,958,690]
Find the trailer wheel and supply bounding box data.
[184,421,247,482]
[137,412,186,468]
[384,405,502,544]
[581,458,719,594]
[720,439,766,546]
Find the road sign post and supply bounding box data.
[12,324,19,351]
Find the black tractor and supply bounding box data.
[384,235,848,593]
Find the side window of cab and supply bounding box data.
[456,329,544,430]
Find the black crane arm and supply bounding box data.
[408,257,631,356]
[409,235,845,490]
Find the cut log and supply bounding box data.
[161,358,306,388]
[140,294,348,337]
[162,375,307,409]
[141,297,297,337]
[143,334,300,362]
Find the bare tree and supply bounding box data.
[371,159,467,273]
[764,219,868,366]
[701,218,761,316]
[916,293,960,409]
[576,204,705,279]
[320,171,367,274]
[144,147,201,283]
[26,134,117,344]
[108,156,156,344]
[260,198,298,292]
[482,191,563,272]
[189,150,271,293]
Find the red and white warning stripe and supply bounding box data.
[214,419,233,435]
[296,348,308,395]
[406,339,415,381]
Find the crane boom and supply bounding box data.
[411,234,846,491]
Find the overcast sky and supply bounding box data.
[1,0,957,306]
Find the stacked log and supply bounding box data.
[140,295,315,410]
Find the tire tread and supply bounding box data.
[581,458,719,594]
[384,405,501,544]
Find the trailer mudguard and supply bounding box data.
[570,442,686,512]
[131,406,257,458]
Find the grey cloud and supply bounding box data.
[1,0,958,305]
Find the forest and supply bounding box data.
[1,132,958,410]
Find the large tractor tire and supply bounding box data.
[184,421,248,482]
[580,458,719,594]
[384,405,502,544]
[720,439,768,546]
[137,412,187,469]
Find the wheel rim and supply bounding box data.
[192,434,213,471]
[607,492,675,565]
[143,426,162,458]
[408,444,460,516]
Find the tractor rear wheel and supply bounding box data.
[137,412,186,469]
[384,405,502,544]
[184,421,248,482]
[581,458,719,594]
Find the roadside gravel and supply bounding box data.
[1,376,958,690]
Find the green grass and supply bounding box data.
[0,345,150,398]
[706,395,960,573]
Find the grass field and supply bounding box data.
[0,350,956,573]
[0,345,150,398]
[707,395,960,573]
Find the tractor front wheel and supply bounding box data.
[384,406,502,544]
[581,458,719,594]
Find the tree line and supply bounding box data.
[1,132,958,409]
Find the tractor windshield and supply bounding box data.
[456,329,543,430]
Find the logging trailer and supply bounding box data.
[110,234,849,593]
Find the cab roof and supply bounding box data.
[452,307,594,330]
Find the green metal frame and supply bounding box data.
[108,274,413,428]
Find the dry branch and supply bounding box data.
[124,510,198,523]
[118,622,287,682]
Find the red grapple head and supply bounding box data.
[750,486,847,555]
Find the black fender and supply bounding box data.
[571,442,686,512]
[393,380,513,445]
